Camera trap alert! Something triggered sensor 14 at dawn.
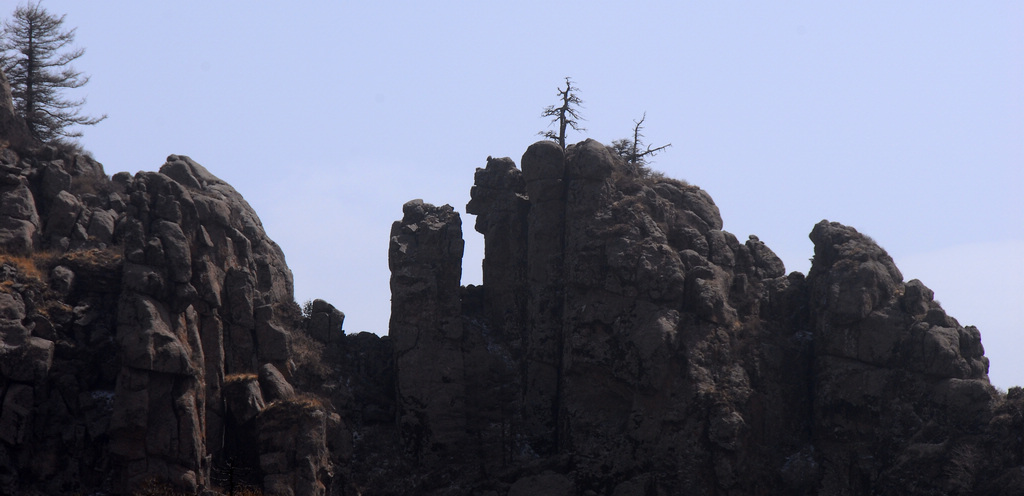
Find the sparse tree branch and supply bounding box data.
[642,143,671,158]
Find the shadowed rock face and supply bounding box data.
[389,200,468,461]
[0,130,319,493]
[1,89,1022,496]
[806,221,997,494]
[107,155,301,493]
[440,139,816,492]
[382,139,1021,495]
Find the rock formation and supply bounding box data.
[389,200,468,461]
[0,77,334,494]
[377,139,1023,495]
[0,66,1021,494]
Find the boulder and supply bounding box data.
[0,180,40,253]
[44,189,81,241]
[258,363,296,403]
[86,208,117,245]
[49,265,75,294]
[223,374,266,426]
[307,299,344,343]
[40,162,72,201]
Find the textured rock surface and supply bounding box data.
[0,126,329,494]
[389,200,468,461]
[258,398,330,496]
[0,175,40,254]
[307,298,345,344]
[105,154,302,493]
[465,155,529,355]
[805,220,998,494]
[259,363,296,403]
[0,67,31,149]
[1,101,1022,496]
[373,139,1019,495]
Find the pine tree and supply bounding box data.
[0,2,105,142]
[612,112,671,172]
[539,77,584,149]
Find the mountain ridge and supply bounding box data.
[0,81,1021,494]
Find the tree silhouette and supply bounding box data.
[0,2,105,142]
[612,112,671,171]
[539,77,584,149]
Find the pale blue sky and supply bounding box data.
[27,1,1024,388]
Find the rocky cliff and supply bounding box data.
[391,140,1021,496]
[0,83,1022,495]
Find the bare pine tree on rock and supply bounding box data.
[539,77,584,149]
[0,2,105,142]
[612,112,671,174]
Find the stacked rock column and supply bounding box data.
[388,200,467,461]
[519,141,567,455]
[465,156,530,355]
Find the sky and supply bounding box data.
[17,1,1022,388]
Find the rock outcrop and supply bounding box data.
[306,299,344,344]
[0,122,334,493]
[806,221,998,494]
[106,154,302,493]
[389,200,468,461]
[378,139,1022,495]
[0,64,1021,496]
[257,397,331,496]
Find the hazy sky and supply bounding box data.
[23,2,1023,388]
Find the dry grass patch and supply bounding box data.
[289,327,331,384]
[224,373,258,386]
[0,250,58,281]
[59,246,122,271]
[0,250,59,294]
[0,253,44,281]
[267,393,324,412]
[647,172,690,189]
[36,299,72,319]
[262,393,329,423]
